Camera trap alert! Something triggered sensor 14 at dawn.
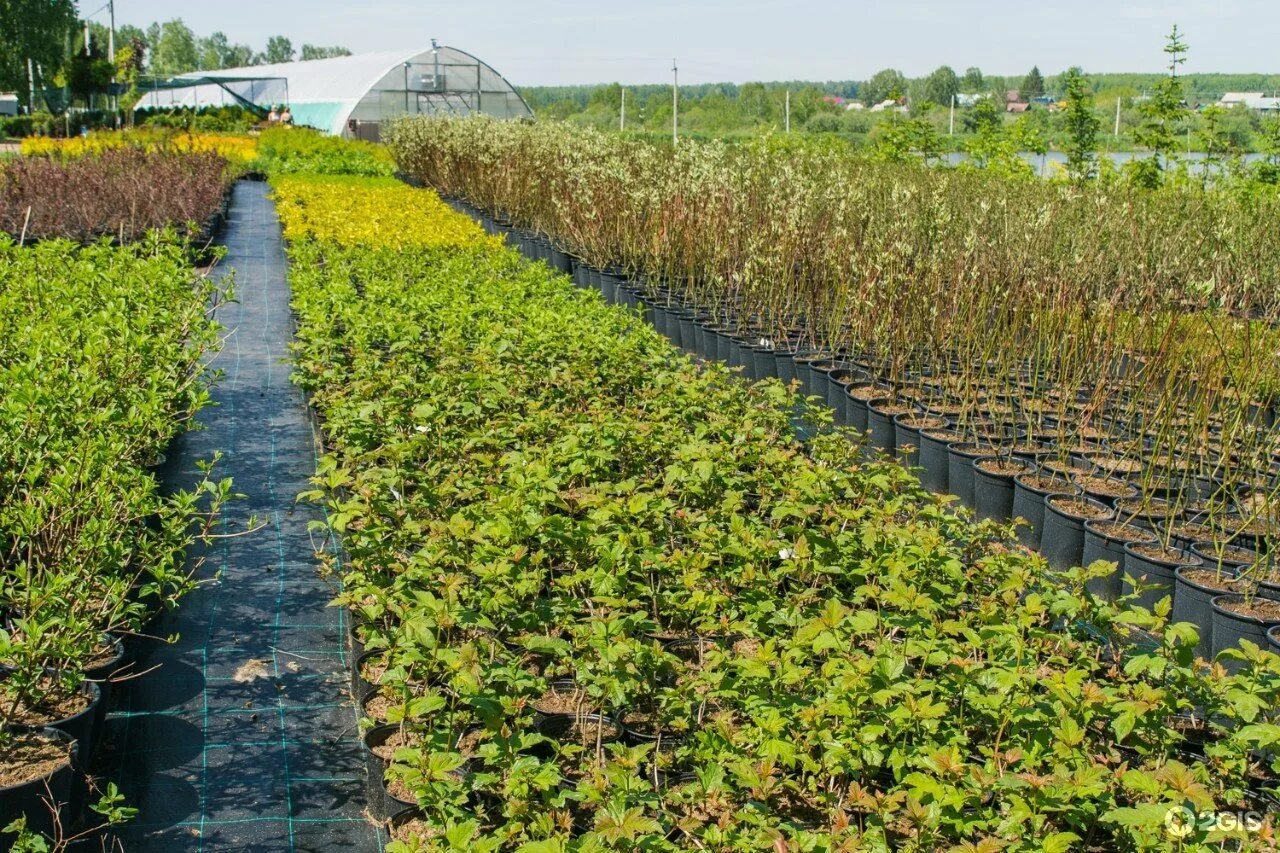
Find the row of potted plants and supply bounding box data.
[482,232,1280,673]
[384,117,1280,557]
[1,148,237,247]
[385,116,1280,665]
[277,172,1279,851]
[0,232,231,849]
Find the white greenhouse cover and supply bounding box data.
[135,46,531,136]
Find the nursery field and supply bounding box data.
[2,120,1279,852]
[276,145,1278,848]
[0,231,230,842]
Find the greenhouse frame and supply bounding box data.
[135,45,532,138]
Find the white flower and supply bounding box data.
[778,548,795,560]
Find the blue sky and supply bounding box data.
[103,0,1280,85]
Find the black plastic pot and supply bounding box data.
[619,711,691,747]
[945,443,992,506]
[861,399,895,454]
[751,345,778,381]
[1211,594,1280,669]
[844,385,881,434]
[1114,498,1179,532]
[916,429,960,494]
[532,713,623,757]
[1083,521,1156,601]
[972,456,1032,522]
[1269,624,1280,655]
[1122,544,1201,612]
[1173,567,1245,659]
[894,415,946,469]
[0,729,78,846]
[1190,542,1257,575]
[352,649,385,700]
[362,724,418,819]
[792,353,831,400]
[713,328,733,364]
[775,348,798,386]
[1011,474,1077,550]
[1040,496,1113,571]
[676,313,699,355]
[84,634,126,745]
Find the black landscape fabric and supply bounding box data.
[93,181,384,853]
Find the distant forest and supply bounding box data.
[519,72,1280,112]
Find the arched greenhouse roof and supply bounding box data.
[135,46,532,137]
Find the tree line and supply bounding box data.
[519,49,1280,158]
[0,2,350,112]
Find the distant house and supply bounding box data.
[955,93,986,107]
[869,98,906,113]
[1005,89,1030,113]
[845,101,866,111]
[1220,92,1264,107]
[0,94,18,117]
[1218,92,1280,112]
[822,95,847,107]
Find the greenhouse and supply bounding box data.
[133,45,532,138]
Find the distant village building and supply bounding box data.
[1218,92,1280,113]
[954,93,986,107]
[869,98,907,113]
[0,94,18,117]
[1005,89,1029,113]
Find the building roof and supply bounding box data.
[135,46,532,136]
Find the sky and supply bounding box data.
[102,0,1280,86]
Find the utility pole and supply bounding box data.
[949,94,955,135]
[785,90,790,133]
[672,59,678,145]
[109,0,118,125]
[620,88,625,131]
[1114,96,1121,137]
[27,57,35,114]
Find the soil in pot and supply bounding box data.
[1211,595,1280,667]
[1173,567,1252,659]
[533,713,623,755]
[533,680,595,716]
[1041,496,1113,571]
[388,809,438,844]
[973,457,1032,523]
[1122,544,1201,612]
[1251,565,1280,603]
[1071,473,1138,506]
[620,708,691,745]
[1191,542,1258,575]
[0,729,77,844]
[1114,497,1180,531]
[353,650,388,698]
[1169,520,1220,552]
[1082,451,1139,475]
